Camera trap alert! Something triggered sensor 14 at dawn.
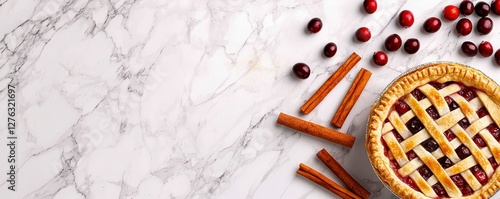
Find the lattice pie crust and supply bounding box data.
[367,63,500,198]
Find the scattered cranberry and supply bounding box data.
[355,27,371,42]
[395,100,410,115]
[461,41,478,57]
[475,1,491,17]
[404,38,420,54]
[477,17,493,35]
[418,166,432,180]
[406,117,424,134]
[495,49,500,65]
[385,34,402,52]
[456,18,473,36]
[363,0,377,14]
[444,129,456,141]
[307,18,322,33]
[458,118,471,129]
[473,135,486,147]
[424,17,441,33]
[323,42,337,58]
[479,41,493,57]
[456,144,471,159]
[292,63,310,79]
[373,51,388,66]
[422,138,439,152]
[471,165,488,185]
[460,0,475,15]
[432,183,449,197]
[438,156,454,168]
[492,0,500,15]
[411,89,426,101]
[399,10,414,28]
[443,5,460,21]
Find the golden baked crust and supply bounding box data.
[366,62,500,198]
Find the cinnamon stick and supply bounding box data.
[301,52,361,114]
[297,163,362,199]
[331,68,372,128]
[277,113,355,148]
[317,149,371,199]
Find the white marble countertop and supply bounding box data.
[1,0,500,198]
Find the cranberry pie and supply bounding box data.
[367,63,500,198]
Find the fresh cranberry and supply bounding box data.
[489,157,499,169]
[479,41,494,57]
[424,17,441,33]
[487,124,500,140]
[444,129,456,141]
[426,106,439,120]
[411,89,426,101]
[406,117,424,134]
[418,165,432,180]
[393,130,404,142]
[456,18,473,36]
[404,38,420,54]
[444,5,460,21]
[373,51,388,66]
[458,118,471,129]
[475,1,491,17]
[432,183,449,197]
[445,96,459,110]
[292,63,310,79]
[429,82,448,90]
[395,100,410,115]
[355,27,371,42]
[471,165,488,185]
[385,34,402,52]
[458,87,477,101]
[399,10,414,28]
[422,138,439,152]
[495,49,500,66]
[460,0,475,15]
[461,41,478,57]
[456,144,472,159]
[477,107,489,118]
[477,17,493,35]
[307,18,322,33]
[363,0,377,14]
[323,42,337,58]
[439,156,454,168]
[473,135,486,147]
[492,0,500,15]
[407,150,417,160]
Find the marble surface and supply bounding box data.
[1,0,500,198]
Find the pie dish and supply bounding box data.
[366,62,500,198]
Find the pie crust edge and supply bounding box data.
[366,62,500,198]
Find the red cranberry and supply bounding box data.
[443,5,460,21]
[424,17,441,33]
[458,87,477,101]
[460,0,475,15]
[418,165,432,180]
[473,135,486,147]
[477,107,489,118]
[399,10,414,28]
[411,89,426,101]
[429,82,448,90]
[307,18,322,33]
[492,0,500,15]
[444,129,456,141]
[404,38,420,54]
[406,150,417,160]
[458,118,471,129]
[461,185,474,196]
[471,165,488,185]
[461,41,478,57]
[323,42,337,58]
[432,183,449,197]
[489,157,499,169]
[393,130,404,142]
[292,63,310,79]
[406,117,424,134]
[355,27,371,42]
[487,124,500,140]
[475,1,491,17]
[495,49,500,65]
[479,41,493,57]
[363,0,377,14]
[438,156,454,168]
[456,18,473,36]
[385,34,402,52]
[477,17,493,35]
[451,174,466,189]
[456,144,471,159]
[403,176,420,191]
[373,51,388,66]
[395,100,410,115]
[426,106,439,120]
[422,138,439,152]
[445,96,459,110]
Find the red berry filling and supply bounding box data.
[407,150,417,160]
[393,130,404,142]
[458,118,471,129]
[438,156,454,169]
[444,129,456,141]
[406,117,425,134]
[422,138,439,152]
[418,165,432,180]
[456,144,472,159]
[451,174,474,196]
[426,106,440,120]
[477,107,489,118]
[489,157,499,170]
[473,135,486,148]
[445,96,460,111]
[429,82,449,90]
[458,87,477,101]
[471,165,488,185]
[395,100,411,115]
[411,89,426,101]
[432,183,449,197]
[487,123,500,140]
